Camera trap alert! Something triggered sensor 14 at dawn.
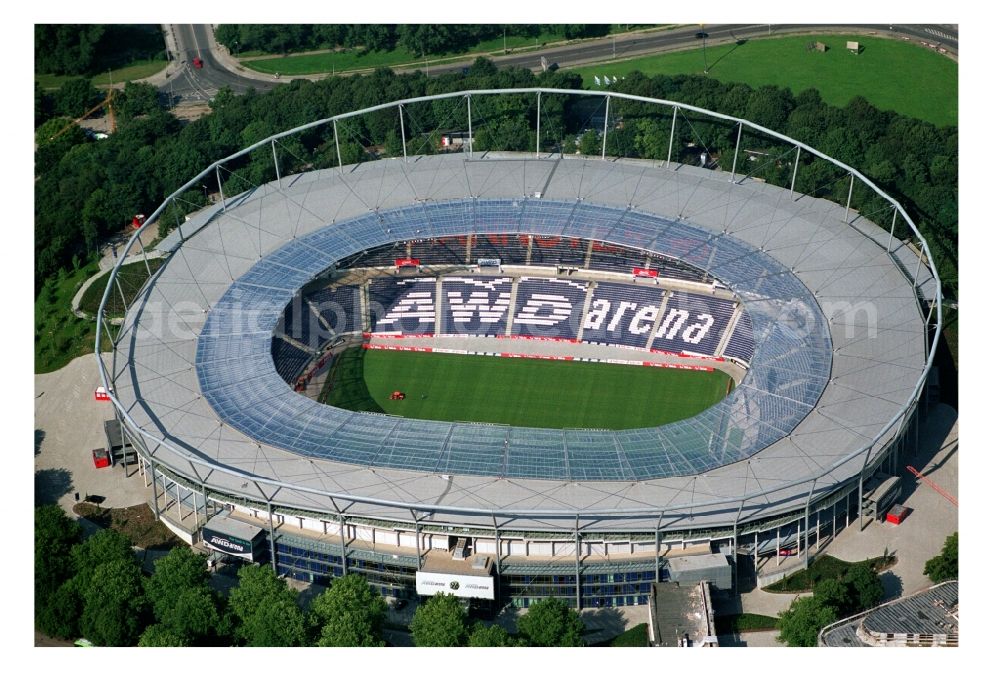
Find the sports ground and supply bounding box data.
[575,34,957,127]
[323,347,732,429]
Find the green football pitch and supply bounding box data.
[323,347,732,429]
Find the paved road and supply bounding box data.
[162,23,268,104]
[159,23,958,105]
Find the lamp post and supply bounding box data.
[234,40,239,59]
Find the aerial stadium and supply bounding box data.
[96,88,940,611]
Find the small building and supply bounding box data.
[648,581,717,647]
[664,553,732,592]
[847,41,861,54]
[103,419,137,466]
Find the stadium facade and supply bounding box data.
[96,89,940,610]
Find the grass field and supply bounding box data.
[594,623,650,646]
[762,554,896,593]
[77,258,163,317]
[36,58,168,91]
[35,262,113,374]
[324,347,731,429]
[574,34,957,127]
[714,613,779,634]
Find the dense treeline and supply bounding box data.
[34,25,166,76]
[35,504,587,647]
[33,58,957,297]
[214,24,611,57]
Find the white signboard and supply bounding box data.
[416,571,495,600]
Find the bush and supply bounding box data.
[410,593,468,647]
[777,596,837,647]
[924,532,958,583]
[516,597,585,647]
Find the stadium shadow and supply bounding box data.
[323,348,386,414]
[34,467,73,505]
[582,606,628,644]
[897,404,958,503]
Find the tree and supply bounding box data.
[34,505,83,591]
[114,81,161,122]
[228,564,306,647]
[468,56,498,78]
[813,578,852,617]
[34,506,84,638]
[410,593,468,647]
[35,25,107,75]
[161,587,222,644]
[55,78,102,119]
[468,622,518,647]
[924,532,958,583]
[578,129,601,156]
[144,548,222,644]
[776,595,837,647]
[516,597,585,647]
[844,563,884,611]
[79,557,149,646]
[70,528,135,586]
[34,117,89,174]
[35,580,82,639]
[145,547,211,620]
[238,596,308,647]
[309,574,387,647]
[35,81,54,128]
[138,624,188,647]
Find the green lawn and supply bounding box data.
[243,45,420,76]
[574,34,957,127]
[595,623,649,646]
[714,613,778,634]
[324,347,731,429]
[763,554,895,593]
[35,262,113,373]
[36,58,168,91]
[77,258,163,318]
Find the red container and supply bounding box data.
[92,448,111,469]
[885,504,909,525]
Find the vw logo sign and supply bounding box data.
[450,581,460,590]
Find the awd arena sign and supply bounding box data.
[202,528,255,560]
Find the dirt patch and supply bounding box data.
[171,101,212,121]
[73,502,184,550]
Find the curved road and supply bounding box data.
[161,23,958,104]
[162,24,265,104]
